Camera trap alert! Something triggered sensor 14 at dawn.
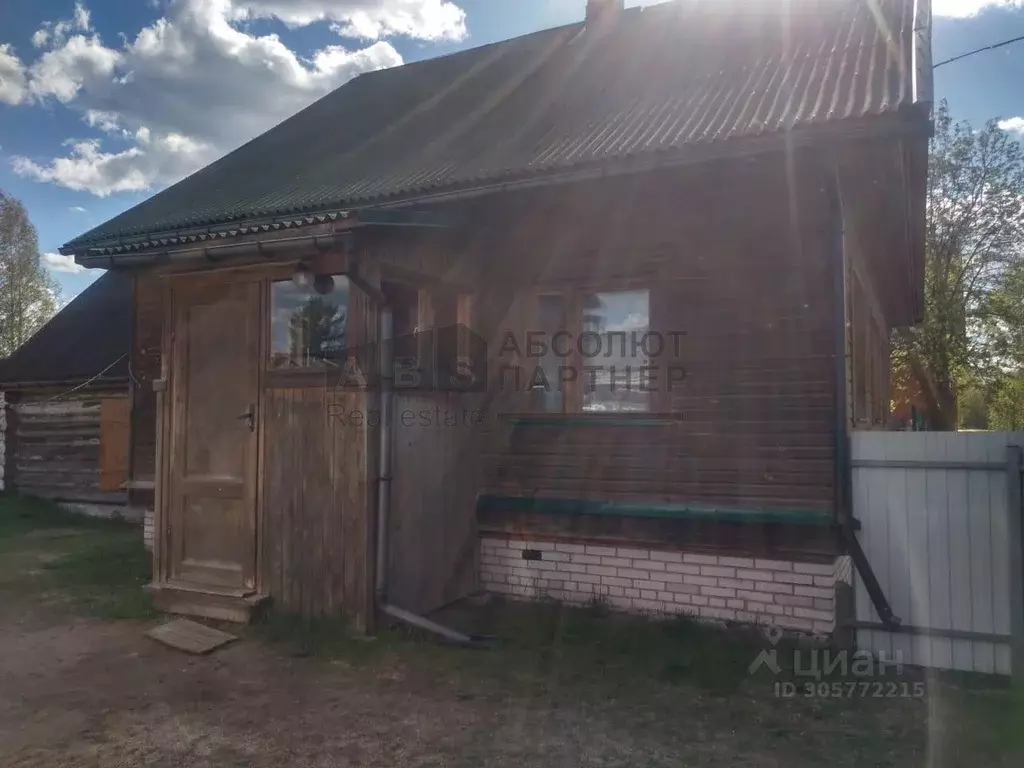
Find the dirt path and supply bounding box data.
[0,602,926,768]
[0,612,703,767]
[0,507,1016,767]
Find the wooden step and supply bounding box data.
[147,582,269,624]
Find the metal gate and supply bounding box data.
[849,432,1024,678]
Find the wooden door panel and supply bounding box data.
[168,280,260,592]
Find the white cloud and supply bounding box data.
[29,35,121,102]
[0,44,28,105]
[10,0,457,196]
[72,1,92,31]
[42,252,90,274]
[84,109,124,134]
[607,313,650,333]
[14,134,213,197]
[31,1,93,50]
[235,0,466,39]
[998,117,1024,136]
[934,0,1024,17]
[69,206,88,213]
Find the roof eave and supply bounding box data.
[68,107,933,267]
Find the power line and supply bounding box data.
[933,34,1024,69]
[43,353,128,403]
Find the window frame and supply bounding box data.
[267,272,351,374]
[520,285,653,416]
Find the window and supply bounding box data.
[581,290,650,412]
[525,288,651,413]
[269,275,349,369]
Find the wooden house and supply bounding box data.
[58,0,932,633]
[0,272,150,520]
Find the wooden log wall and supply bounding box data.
[388,390,484,614]
[7,389,129,506]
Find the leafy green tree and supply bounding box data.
[986,258,1024,370]
[0,191,59,357]
[958,383,989,430]
[894,101,1024,429]
[989,377,1024,431]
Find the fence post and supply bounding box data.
[1008,445,1024,682]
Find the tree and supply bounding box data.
[0,191,59,357]
[894,101,1024,429]
[989,376,1024,431]
[287,296,347,365]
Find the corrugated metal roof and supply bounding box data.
[64,0,927,256]
[0,272,131,387]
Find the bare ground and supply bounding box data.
[0,503,1019,767]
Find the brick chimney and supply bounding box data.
[585,0,624,27]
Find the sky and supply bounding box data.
[2,0,1024,303]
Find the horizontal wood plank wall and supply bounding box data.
[9,389,128,505]
[477,158,838,524]
[389,390,483,613]
[260,387,374,627]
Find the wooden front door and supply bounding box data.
[167,280,261,592]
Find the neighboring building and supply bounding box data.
[58,0,931,631]
[0,272,149,522]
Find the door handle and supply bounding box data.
[237,404,256,432]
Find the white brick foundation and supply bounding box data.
[481,536,839,635]
[144,508,154,551]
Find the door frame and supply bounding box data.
[153,268,267,592]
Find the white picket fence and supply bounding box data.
[851,432,1024,677]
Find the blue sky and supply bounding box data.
[1,0,1024,302]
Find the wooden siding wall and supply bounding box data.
[131,274,163,485]
[8,389,129,505]
[260,388,374,626]
[844,198,892,430]
[388,391,483,613]
[258,277,379,625]
[0,392,7,491]
[475,158,839,517]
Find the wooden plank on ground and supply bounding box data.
[146,618,237,655]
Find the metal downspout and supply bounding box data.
[831,167,901,630]
[373,304,486,646]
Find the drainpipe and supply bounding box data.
[373,303,486,646]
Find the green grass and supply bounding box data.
[934,680,1024,761]
[0,491,156,620]
[0,492,112,543]
[251,613,408,660]
[456,598,765,692]
[252,596,1024,763]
